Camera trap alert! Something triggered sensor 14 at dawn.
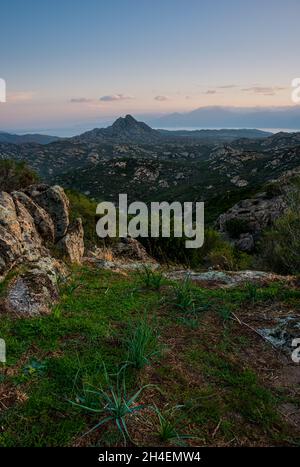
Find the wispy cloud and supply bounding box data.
[99,93,134,102]
[203,90,217,95]
[217,84,239,89]
[154,95,169,101]
[69,97,94,103]
[242,86,287,96]
[8,91,36,102]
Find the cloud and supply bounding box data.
[70,97,94,103]
[8,91,36,102]
[242,86,287,96]
[154,95,169,101]
[217,84,238,89]
[203,90,217,95]
[99,94,134,102]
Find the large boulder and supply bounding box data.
[216,192,287,251]
[3,257,66,316]
[0,191,42,273]
[0,184,85,315]
[56,218,84,264]
[0,226,23,276]
[112,237,150,261]
[25,184,70,240]
[13,197,42,261]
[0,192,22,240]
[5,272,58,316]
[12,191,55,243]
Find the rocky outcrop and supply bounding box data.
[4,257,67,316]
[166,269,292,288]
[216,192,287,252]
[56,218,84,264]
[12,191,55,243]
[112,237,150,261]
[0,184,84,315]
[24,184,70,240]
[0,184,84,278]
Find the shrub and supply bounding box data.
[66,189,99,247]
[261,212,300,274]
[264,182,283,199]
[140,227,227,268]
[225,218,250,238]
[66,189,120,249]
[0,159,38,192]
[207,243,252,271]
[260,187,300,274]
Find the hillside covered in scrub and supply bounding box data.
[0,151,300,447]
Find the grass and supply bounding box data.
[138,266,164,290]
[170,277,196,313]
[153,405,193,445]
[125,316,161,370]
[70,364,152,445]
[0,267,299,446]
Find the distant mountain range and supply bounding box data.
[148,106,300,130]
[1,114,300,223]
[71,114,271,144]
[1,115,272,146]
[0,132,60,145]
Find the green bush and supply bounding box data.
[260,184,300,274]
[225,218,250,238]
[264,182,282,199]
[207,243,252,271]
[261,210,300,274]
[140,228,228,267]
[66,189,119,248]
[0,159,38,192]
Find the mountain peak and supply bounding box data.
[111,114,139,129]
[73,115,162,144]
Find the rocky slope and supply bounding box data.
[0,184,84,315]
[0,117,300,224]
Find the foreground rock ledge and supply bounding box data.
[0,184,84,316]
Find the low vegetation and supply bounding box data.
[0,266,299,446]
[0,159,38,193]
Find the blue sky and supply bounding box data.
[0,0,299,133]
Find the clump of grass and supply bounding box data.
[52,304,62,319]
[125,316,161,370]
[244,282,259,304]
[217,306,232,323]
[70,365,152,445]
[171,277,196,313]
[153,405,193,445]
[170,278,210,316]
[138,266,163,290]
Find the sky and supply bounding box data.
[0,0,299,134]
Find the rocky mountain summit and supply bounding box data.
[71,115,163,144]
